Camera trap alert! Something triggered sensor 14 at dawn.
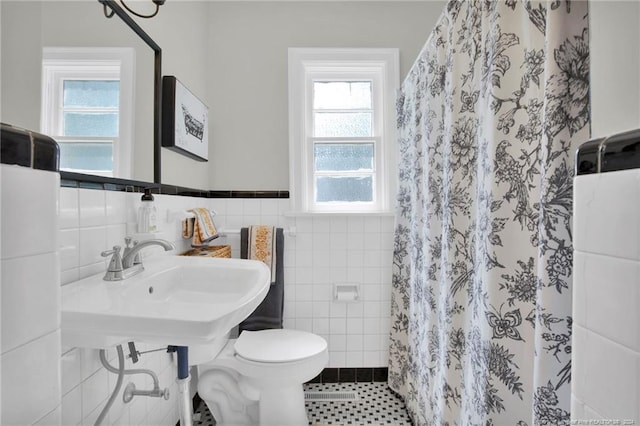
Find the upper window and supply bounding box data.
[289,48,399,213]
[41,48,134,177]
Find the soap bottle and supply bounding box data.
[137,189,157,233]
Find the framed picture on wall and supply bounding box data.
[162,75,209,162]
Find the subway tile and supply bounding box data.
[573,171,640,260]
[79,226,107,267]
[363,217,381,233]
[329,318,347,334]
[312,318,330,334]
[312,232,331,250]
[363,351,380,368]
[364,232,381,250]
[1,252,59,353]
[346,217,364,233]
[581,330,638,419]
[1,331,60,426]
[330,217,348,233]
[347,233,365,251]
[61,268,80,286]
[346,250,364,268]
[330,233,348,251]
[59,187,79,229]
[33,406,61,426]
[106,224,127,252]
[296,267,313,284]
[296,284,313,301]
[314,250,331,268]
[312,217,331,233]
[81,369,110,421]
[59,229,79,271]
[312,301,330,318]
[329,302,347,317]
[328,352,346,368]
[364,317,381,334]
[329,334,347,352]
[61,348,82,395]
[105,190,128,225]
[346,335,364,352]
[330,266,348,282]
[295,302,314,318]
[78,262,104,280]
[296,250,313,268]
[311,284,331,301]
[1,166,59,259]
[579,252,640,351]
[347,318,364,334]
[364,334,380,351]
[296,233,313,251]
[296,217,313,233]
[345,351,363,367]
[61,385,82,426]
[260,199,279,216]
[347,303,364,318]
[296,318,313,333]
[79,188,106,228]
[312,267,332,284]
[330,251,348,268]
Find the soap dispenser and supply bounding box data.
[137,189,157,233]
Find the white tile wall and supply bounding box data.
[212,199,394,368]
[53,186,395,425]
[1,165,61,425]
[58,188,205,426]
[572,169,640,424]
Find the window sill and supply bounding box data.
[283,211,395,217]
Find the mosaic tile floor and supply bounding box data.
[193,382,412,426]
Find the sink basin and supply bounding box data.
[61,255,271,348]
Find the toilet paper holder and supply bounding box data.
[334,284,360,302]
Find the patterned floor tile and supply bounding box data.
[193,382,411,426]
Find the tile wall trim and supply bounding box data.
[306,367,389,384]
[60,171,289,199]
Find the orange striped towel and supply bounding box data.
[182,208,218,247]
[248,225,277,282]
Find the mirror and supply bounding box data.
[0,0,160,183]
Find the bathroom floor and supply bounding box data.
[193,382,412,426]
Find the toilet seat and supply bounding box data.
[234,329,327,363]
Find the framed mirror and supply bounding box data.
[0,0,161,184]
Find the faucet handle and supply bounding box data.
[101,246,124,275]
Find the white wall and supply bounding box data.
[590,0,640,137]
[1,165,61,425]
[206,1,446,190]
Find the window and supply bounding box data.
[289,48,399,213]
[41,48,134,177]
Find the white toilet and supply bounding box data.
[196,328,328,426]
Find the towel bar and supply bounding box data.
[218,227,296,238]
[167,209,217,222]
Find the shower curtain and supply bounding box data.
[389,1,589,425]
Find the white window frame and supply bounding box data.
[288,48,399,214]
[41,47,135,178]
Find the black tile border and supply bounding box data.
[306,367,388,384]
[59,171,289,199]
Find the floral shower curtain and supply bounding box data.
[389,1,589,424]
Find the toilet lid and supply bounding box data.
[234,329,327,363]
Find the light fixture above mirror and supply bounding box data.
[103,0,166,19]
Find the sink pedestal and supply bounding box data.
[175,346,193,426]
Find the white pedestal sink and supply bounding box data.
[61,255,271,349]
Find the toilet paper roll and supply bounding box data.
[334,284,359,302]
[336,291,358,301]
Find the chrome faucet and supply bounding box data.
[101,238,175,281]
